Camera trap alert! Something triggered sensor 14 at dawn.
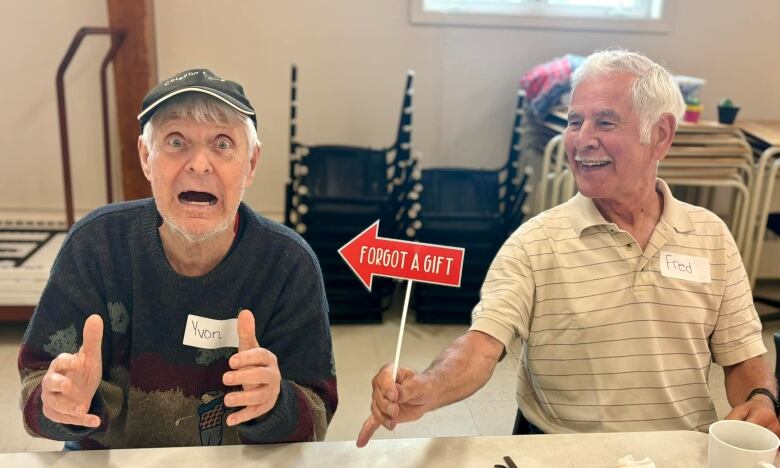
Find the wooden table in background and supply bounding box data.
[740,121,780,147]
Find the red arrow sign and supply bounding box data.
[338,220,465,291]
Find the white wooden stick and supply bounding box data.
[392,280,413,382]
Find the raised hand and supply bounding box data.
[222,309,281,426]
[356,363,435,448]
[40,314,104,427]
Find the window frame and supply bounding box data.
[410,0,674,34]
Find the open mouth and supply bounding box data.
[178,191,218,206]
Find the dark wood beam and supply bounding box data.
[107,0,157,201]
[0,306,34,321]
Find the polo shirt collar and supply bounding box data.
[567,178,695,237]
[567,191,608,236]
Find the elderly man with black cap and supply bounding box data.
[18,69,337,449]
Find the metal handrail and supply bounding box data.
[56,27,126,228]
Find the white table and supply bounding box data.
[0,431,739,467]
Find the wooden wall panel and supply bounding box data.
[107,0,157,200]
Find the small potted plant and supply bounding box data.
[718,98,740,124]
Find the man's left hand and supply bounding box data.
[725,397,780,436]
[222,309,281,426]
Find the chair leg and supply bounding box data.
[773,332,780,385]
[512,409,530,435]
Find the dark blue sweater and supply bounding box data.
[19,199,337,448]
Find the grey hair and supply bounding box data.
[571,49,685,144]
[141,93,260,157]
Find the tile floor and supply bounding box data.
[1,282,779,453]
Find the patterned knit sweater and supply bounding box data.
[18,199,337,449]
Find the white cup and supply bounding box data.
[708,420,779,468]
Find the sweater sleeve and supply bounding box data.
[18,232,125,444]
[238,243,337,443]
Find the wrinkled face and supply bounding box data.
[564,73,661,201]
[138,117,259,242]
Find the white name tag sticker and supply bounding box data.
[659,250,711,283]
[182,314,239,349]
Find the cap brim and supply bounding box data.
[137,86,255,122]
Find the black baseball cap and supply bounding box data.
[137,69,257,131]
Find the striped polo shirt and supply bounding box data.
[470,179,765,434]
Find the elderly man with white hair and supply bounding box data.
[357,49,778,446]
[19,69,337,449]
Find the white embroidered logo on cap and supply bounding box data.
[163,70,225,87]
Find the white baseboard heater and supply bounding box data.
[0,213,67,310]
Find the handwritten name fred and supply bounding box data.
[659,250,711,284]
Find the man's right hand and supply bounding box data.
[40,314,104,427]
[355,363,435,448]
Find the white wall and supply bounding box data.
[155,0,780,218]
[3,0,780,219]
[0,0,118,219]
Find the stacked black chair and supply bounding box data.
[411,90,530,324]
[285,66,420,323]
